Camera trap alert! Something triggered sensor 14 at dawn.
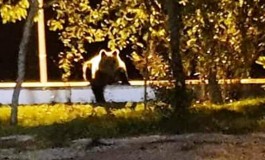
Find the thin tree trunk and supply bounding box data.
[11,0,39,125]
[164,0,188,110]
[144,39,155,109]
[143,0,154,110]
[144,43,149,110]
[208,68,223,104]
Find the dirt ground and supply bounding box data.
[2,133,265,160]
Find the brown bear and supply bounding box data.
[87,49,130,103]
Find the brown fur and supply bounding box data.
[91,51,130,103]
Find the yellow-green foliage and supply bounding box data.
[0,0,29,23]
[0,103,156,127]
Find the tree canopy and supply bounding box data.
[181,0,265,80]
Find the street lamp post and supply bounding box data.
[38,0,48,83]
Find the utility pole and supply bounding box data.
[38,0,48,83]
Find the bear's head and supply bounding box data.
[98,50,120,76]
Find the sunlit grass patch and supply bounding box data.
[0,103,158,128]
[191,97,265,112]
[111,103,156,118]
[0,104,93,127]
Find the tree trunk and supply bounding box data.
[143,39,153,110]
[208,68,223,104]
[143,0,156,109]
[11,0,39,125]
[164,0,188,110]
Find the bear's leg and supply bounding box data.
[91,71,108,103]
[115,68,130,85]
[91,83,106,103]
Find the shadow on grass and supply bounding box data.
[0,113,161,147]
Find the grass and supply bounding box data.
[1,98,265,147]
[169,97,265,134]
[0,102,163,147]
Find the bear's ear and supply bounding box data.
[99,49,107,58]
[112,49,119,57]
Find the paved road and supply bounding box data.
[2,133,265,160]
